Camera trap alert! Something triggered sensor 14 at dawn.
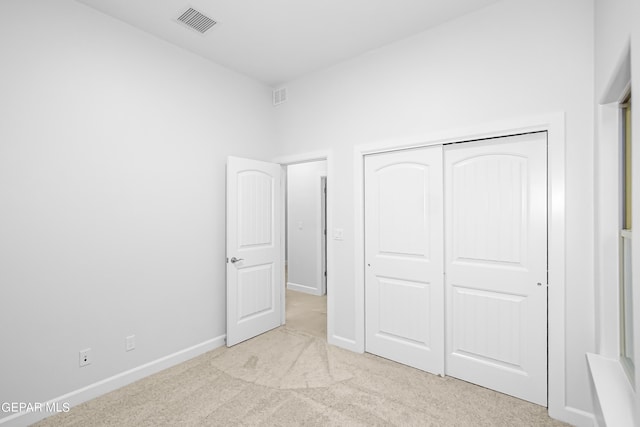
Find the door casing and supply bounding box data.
[273,152,333,329]
[352,113,566,419]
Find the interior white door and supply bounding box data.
[364,146,444,374]
[444,132,547,405]
[226,156,282,347]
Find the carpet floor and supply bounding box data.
[34,290,568,426]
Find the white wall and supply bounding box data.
[595,0,633,96]
[287,161,327,295]
[0,0,274,423]
[275,0,595,423]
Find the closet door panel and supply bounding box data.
[444,132,548,406]
[364,146,444,374]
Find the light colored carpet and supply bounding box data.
[285,288,327,338]
[34,290,568,426]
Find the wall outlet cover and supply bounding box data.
[79,348,91,367]
[126,335,136,352]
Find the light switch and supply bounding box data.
[334,228,344,240]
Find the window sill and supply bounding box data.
[586,353,637,427]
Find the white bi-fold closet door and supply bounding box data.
[364,132,548,406]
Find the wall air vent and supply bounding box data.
[177,7,217,34]
[273,87,287,106]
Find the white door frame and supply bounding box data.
[273,151,333,331]
[320,174,328,296]
[353,113,566,419]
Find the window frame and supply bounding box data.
[620,91,635,385]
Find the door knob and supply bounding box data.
[230,257,244,264]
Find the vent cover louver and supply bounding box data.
[177,8,217,34]
[273,88,287,106]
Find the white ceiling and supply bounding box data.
[76,0,499,86]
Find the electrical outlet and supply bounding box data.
[79,348,91,367]
[125,335,135,352]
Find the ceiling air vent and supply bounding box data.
[273,87,287,106]
[177,7,217,34]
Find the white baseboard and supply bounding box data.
[555,406,596,427]
[548,403,596,427]
[0,335,226,427]
[287,282,322,296]
[328,334,361,353]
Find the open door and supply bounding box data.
[226,156,282,346]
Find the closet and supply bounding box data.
[364,132,547,405]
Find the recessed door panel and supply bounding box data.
[238,171,273,249]
[377,165,430,258]
[237,263,274,322]
[378,278,430,346]
[451,285,526,369]
[451,155,527,266]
